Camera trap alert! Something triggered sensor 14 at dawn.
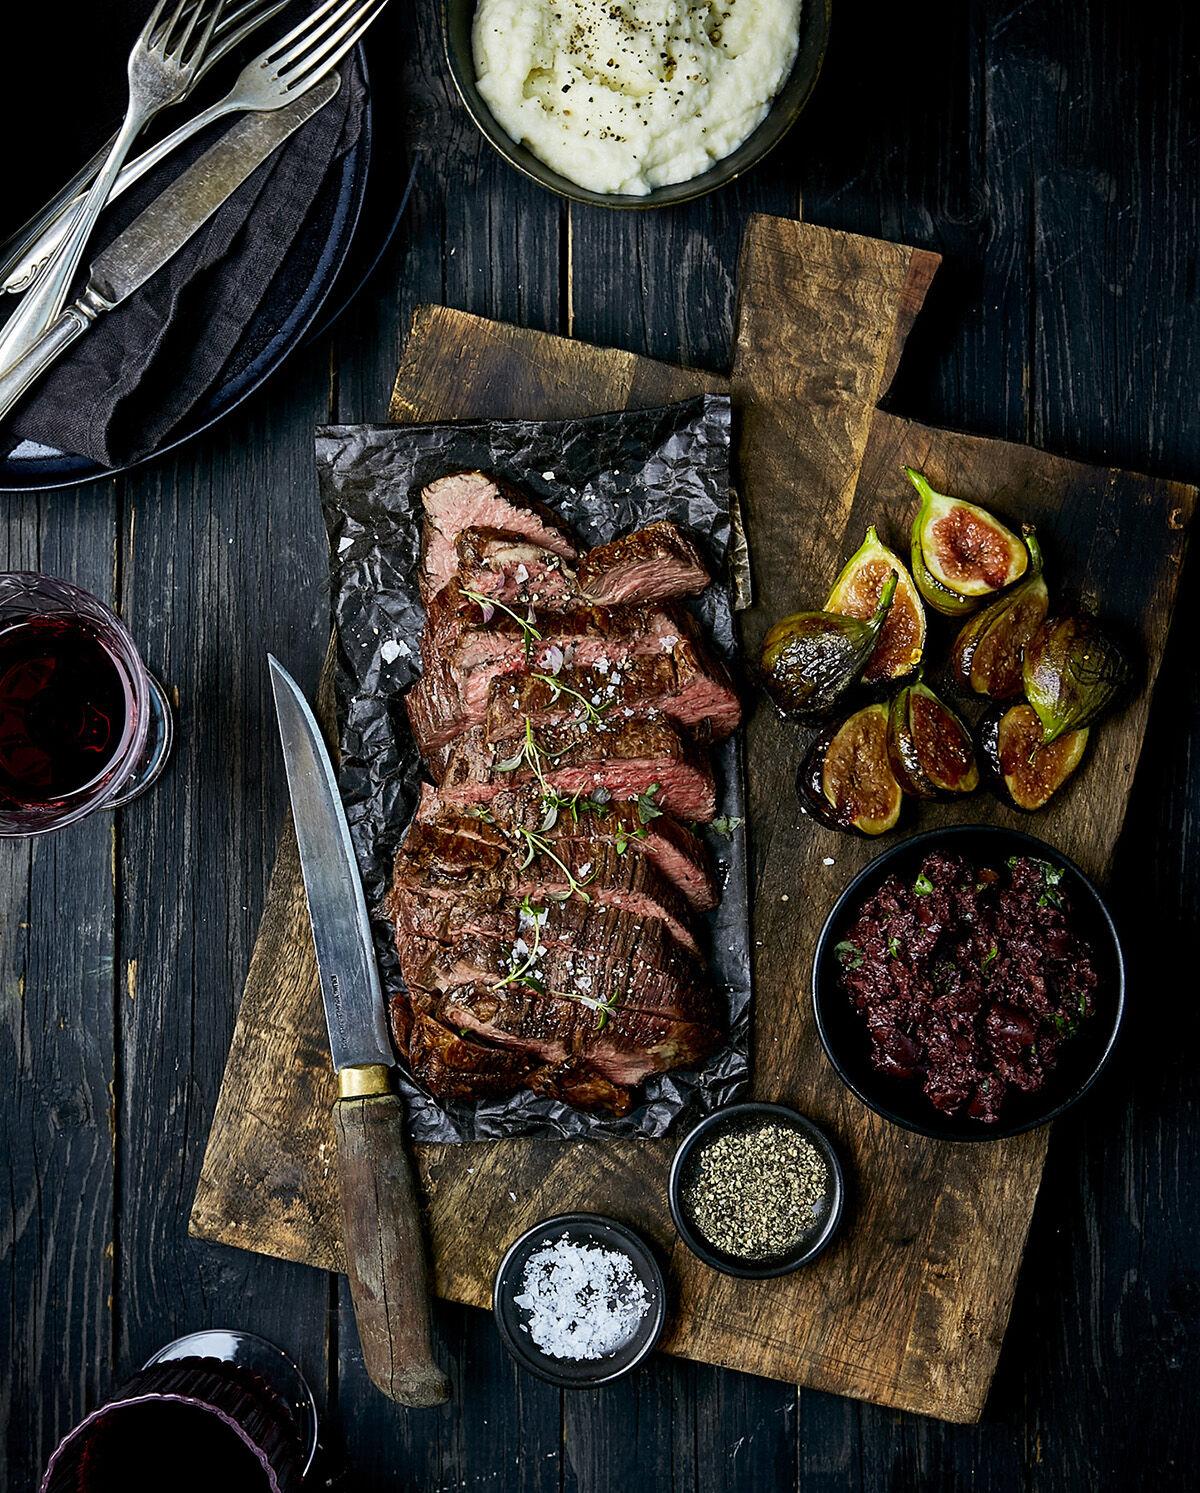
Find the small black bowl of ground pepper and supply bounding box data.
[668,1103,845,1277]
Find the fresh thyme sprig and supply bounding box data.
[512,825,594,902]
[459,587,542,664]
[492,895,547,990]
[530,672,610,726]
[494,716,558,793]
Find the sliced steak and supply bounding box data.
[419,472,576,603]
[433,716,718,821]
[578,521,711,605]
[451,527,579,608]
[411,783,717,911]
[387,825,701,956]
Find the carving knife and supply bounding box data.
[268,656,451,1410]
[0,71,340,425]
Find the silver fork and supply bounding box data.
[0,0,291,294]
[3,0,388,298]
[0,0,227,375]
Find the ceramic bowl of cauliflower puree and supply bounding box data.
[443,0,831,207]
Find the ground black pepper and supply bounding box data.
[684,1122,829,1259]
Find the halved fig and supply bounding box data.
[980,702,1089,811]
[825,526,926,682]
[950,531,1049,699]
[1023,613,1132,744]
[909,531,978,617]
[906,468,1027,601]
[887,680,979,798]
[760,573,896,723]
[798,702,904,836]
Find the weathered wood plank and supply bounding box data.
[0,488,118,1491]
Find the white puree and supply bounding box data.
[472,0,804,196]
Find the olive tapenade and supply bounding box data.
[834,850,1099,1123]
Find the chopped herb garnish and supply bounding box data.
[982,945,998,968]
[635,783,663,825]
[887,936,901,958]
[834,940,863,969]
[914,872,934,896]
[710,815,745,837]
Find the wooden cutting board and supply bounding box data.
[191,218,1195,1422]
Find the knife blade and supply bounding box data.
[268,656,450,1410]
[0,72,340,425]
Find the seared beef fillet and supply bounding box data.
[579,521,711,605]
[431,716,717,821]
[451,527,579,609]
[403,1008,536,1100]
[419,472,576,603]
[411,783,718,912]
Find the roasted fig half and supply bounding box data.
[906,468,1027,604]
[761,572,897,722]
[1023,613,1133,743]
[798,702,904,836]
[950,531,1050,699]
[887,680,980,798]
[980,702,1089,810]
[825,526,926,682]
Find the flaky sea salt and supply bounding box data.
[514,1235,651,1360]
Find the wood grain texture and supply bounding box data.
[191,198,1194,1421]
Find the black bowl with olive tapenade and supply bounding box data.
[812,826,1125,1141]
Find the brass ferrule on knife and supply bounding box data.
[338,1064,394,1100]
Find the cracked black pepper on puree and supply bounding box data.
[472,0,804,196]
[684,1122,829,1259]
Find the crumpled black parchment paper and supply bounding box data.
[314,394,750,1143]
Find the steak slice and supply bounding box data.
[392,896,714,1022]
[526,1057,633,1115]
[442,982,722,1087]
[387,825,701,956]
[484,647,741,745]
[401,1007,537,1100]
[412,783,718,912]
[419,593,690,675]
[433,717,718,821]
[450,527,579,609]
[578,521,711,605]
[419,472,576,604]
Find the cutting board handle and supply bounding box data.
[333,1077,451,1408]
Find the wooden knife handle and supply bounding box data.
[332,1073,450,1408]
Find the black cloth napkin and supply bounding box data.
[6,54,364,467]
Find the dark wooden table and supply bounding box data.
[3,2,1198,1487]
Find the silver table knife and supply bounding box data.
[269,656,450,1410]
[0,72,339,426]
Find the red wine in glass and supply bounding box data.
[40,1330,317,1493]
[0,572,172,835]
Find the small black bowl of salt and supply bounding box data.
[668,1102,846,1278]
[493,1214,667,1386]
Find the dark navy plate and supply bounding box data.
[0,41,384,493]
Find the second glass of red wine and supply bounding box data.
[0,571,173,836]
